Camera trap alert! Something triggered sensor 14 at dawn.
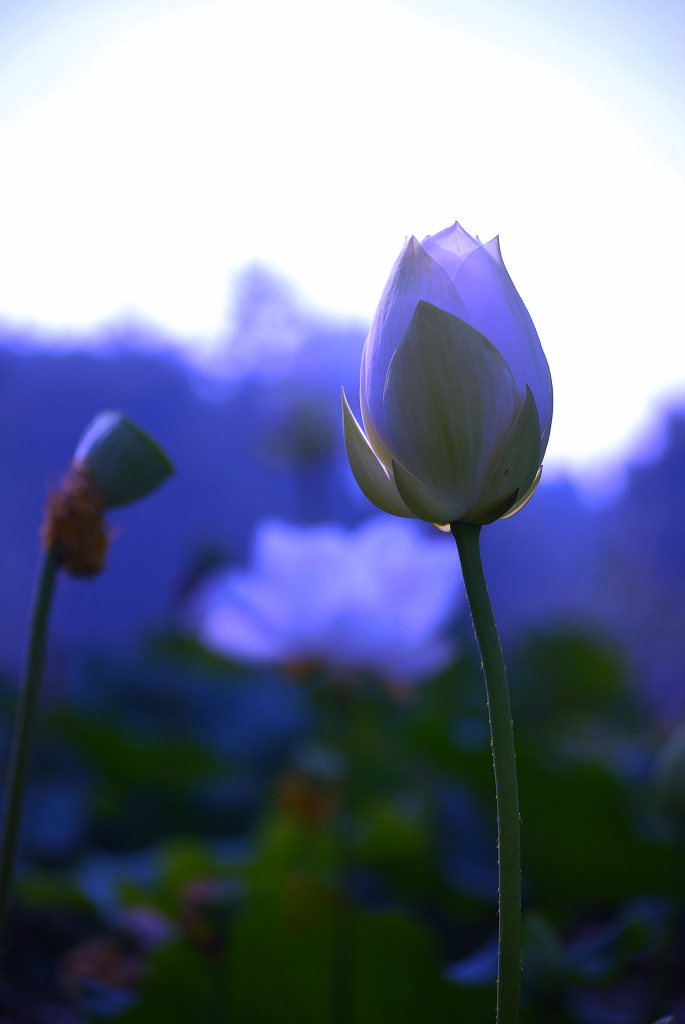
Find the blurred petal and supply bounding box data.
[342,390,416,518]
[473,386,541,523]
[383,301,519,510]
[193,517,462,681]
[392,459,465,523]
[454,236,553,452]
[420,220,482,281]
[200,591,281,661]
[360,236,466,465]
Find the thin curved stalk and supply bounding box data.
[0,546,60,955]
[452,522,521,1024]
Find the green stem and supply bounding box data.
[0,546,60,955]
[451,522,521,1024]
[330,682,354,1024]
[651,821,685,1020]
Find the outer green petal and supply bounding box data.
[471,386,541,523]
[342,391,416,519]
[383,301,520,511]
[392,460,465,523]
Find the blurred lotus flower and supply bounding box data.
[343,220,552,525]
[192,518,461,681]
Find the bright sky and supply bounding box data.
[1,0,684,493]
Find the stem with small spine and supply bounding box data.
[0,546,60,955]
[451,521,521,1024]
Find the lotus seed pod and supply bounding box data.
[73,411,173,508]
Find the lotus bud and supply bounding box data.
[42,411,173,577]
[343,220,553,526]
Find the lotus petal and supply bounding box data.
[360,237,466,465]
[420,220,482,281]
[454,237,553,453]
[473,386,541,522]
[383,301,519,511]
[501,466,543,519]
[342,391,416,518]
[392,459,465,523]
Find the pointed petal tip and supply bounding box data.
[406,235,430,259]
[500,466,543,519]
[421,218,475,245]
[483,234,504,263]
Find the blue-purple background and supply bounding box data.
[2,268,685,716]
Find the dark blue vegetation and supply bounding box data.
[1,273,685,1022]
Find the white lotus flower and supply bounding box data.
[192,518,461,682]
[343,221,553,526]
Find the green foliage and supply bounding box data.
[114,941,223,1023]
[8,627,682,1022]
[229,894,491,1024]
[56,712,226,792]
[518,753,668,909]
